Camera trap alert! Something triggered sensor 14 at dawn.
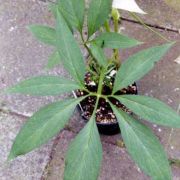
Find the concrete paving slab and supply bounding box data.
[122,0,180,30]
[43,130,180,180]
[43,130,149,180]
[0,112,53,180]
[0,0,180,179]
[0,1,72,180]
[44,18,180,180]
[120,20,180,160]
[0,0,70,115]
[119,20,180,108]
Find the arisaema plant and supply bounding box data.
[6,0,180,179]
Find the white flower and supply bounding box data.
[112,0,147,14]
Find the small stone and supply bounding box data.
[174,88,180,92]
[109,70,117,77]
[8,26,17,32]
[137,167,141,173]
[174,55,180,64]
[89,81,96,86]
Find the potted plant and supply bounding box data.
[5,0,180,179]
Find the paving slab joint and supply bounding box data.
[0,107,32,118]
[121,17,180,34]
[38,0,180,34]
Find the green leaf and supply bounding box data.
[88,0,112,37]
[46,50,61,69]
[27,25,56,46]
[113,43,174,93]
[64,114,102,180]
[57,0,85,31]
[89,42,108,67]
[111,104,172,180]
[114,95,180,128]
[94,32,142,49]
[48,4,73,33]
[56,9,86,85]
[7,76,82,96]
[8,97,84,160]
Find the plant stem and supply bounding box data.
[165,105,180,169]
[80,32,99,67]
[97,68,106,95]
[130,12,171,42]
[111,9,121,67]
[165,104,180,151]
[86,67,98,76]
[80,32,91,54]
[89,95,100,125]
[104,20,111,32]
[80,32,96,71]
[80,31,106,96]
[114,18,119,33]
[93,96,99,115]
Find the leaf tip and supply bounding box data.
[26,25,33,32]
[138,41,144,45]
[0,87,12,95]
[3,87,15,94]
[169,41,176,46]
[7,151,16,162]
[161,41,176,52]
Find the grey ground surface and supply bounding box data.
[0,0,180,179]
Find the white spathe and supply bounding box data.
[112,0,147,14]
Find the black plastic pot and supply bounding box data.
[96,121,120,135]
[73,83,138,135]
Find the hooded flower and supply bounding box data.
[112,0,147,14]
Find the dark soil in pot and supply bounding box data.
[74,71,138,135]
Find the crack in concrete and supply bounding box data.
[1,1,179,177]
[2,108,180,179]
[0,107,32,119]
[121,17,180,34]
[39,0,179,34]
[40,128,125,180]
[0,107,125,178]
[40,132,63,180]
[0,106,125,149]
[2,107,179,179]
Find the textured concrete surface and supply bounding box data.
[123,0,180,30]
[120,19,180,164]
[0,0,180,179]
[44,20,180,179]
[43,130,180,180]
[43,131,149,180]
[0,112,53,180]
[0,0,67,113]
[0,0,63,179]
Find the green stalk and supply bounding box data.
[114,18,119,33]
[111,9,121,67]
[166,105,180,168]
[89,95,100,125]
[97,68,106,95]
[104,20,111,32]
[130,12,171,42]
[80,32,97,72]
[80,31,106,96]
[80,32,91,55]
[93,96,99,115]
